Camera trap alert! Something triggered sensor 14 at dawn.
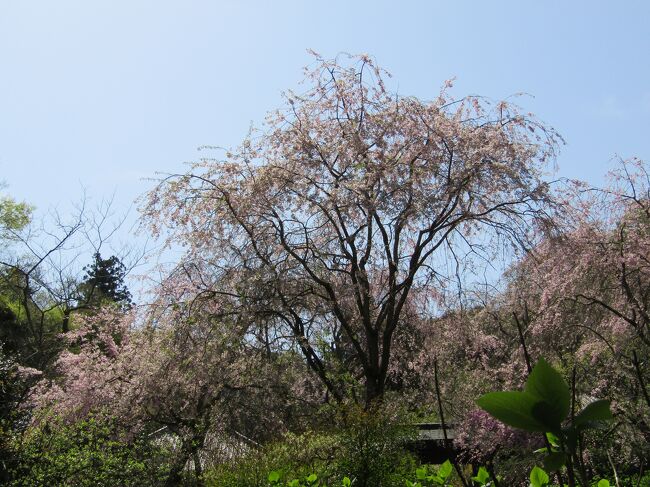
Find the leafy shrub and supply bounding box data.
[405,460,455,486]
[333,405,417,487]
[204,405,417,487]
[476,358,614,486]
[204,430,340,487]
[9,417,170,486]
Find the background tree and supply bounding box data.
[32,270,306,486]
[424,158,650,479]
[79,252,133,309]
[0,192,144,482]
[0,196,141,370]
[0,190,32,239]
[523,158,650,470]
[0,346,41,482]
[143,53,562,406]
[0,189,33,355]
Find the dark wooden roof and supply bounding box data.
[407,423,459,464]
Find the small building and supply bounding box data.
[407,423,459,464]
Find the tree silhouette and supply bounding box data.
[81,253,133,309]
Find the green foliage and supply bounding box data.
[0,348,33,483]
[204,406,417,487]
[334,406,416,487]
[267,470,322,486]
[258,463,635,487]
[0,303,24,356]
[529,466,549,487]
[476,358,573,435]
[0,272,67,368]
[616,472,650,487]
[477,358,613,482]
[470,466,491,486]
[80,252,133,308]
[476,390,550,432]
[405,460,455,486]
[572,400,613,430]
[204,431,339,486]
[0,195,32,235]
[9,418,169,486]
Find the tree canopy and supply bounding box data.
[80,253,133,308]
[143,54,562,405]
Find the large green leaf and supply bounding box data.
[545,432,560,448]
[573,400,613,430]
[471,466,491,485]
[438,460,453,480]
[563,426,578,451]
[529,466,550,487]
[476,391,548,432]
[525,358,571,430]
[542,451,567,471]
[531,401,565,435]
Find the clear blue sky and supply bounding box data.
[1,0,649,222]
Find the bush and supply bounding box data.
[204,405,417,487]
[9,417,170,486]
